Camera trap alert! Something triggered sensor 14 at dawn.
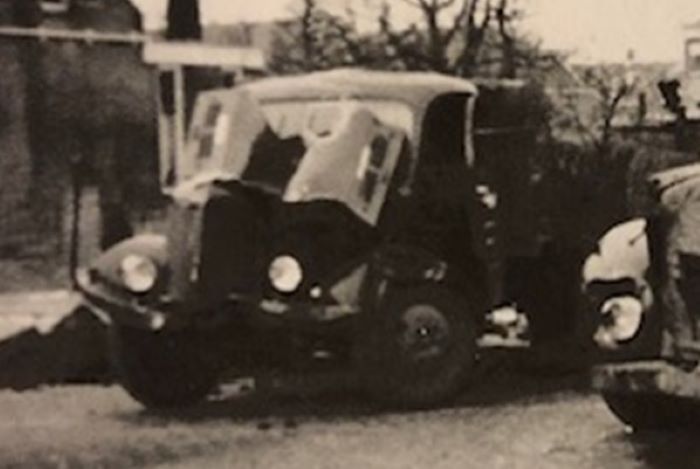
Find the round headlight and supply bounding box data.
[600,295,644,344]
[120,255,158,293]
[269,255,303,293]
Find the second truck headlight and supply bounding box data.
[598,295,644,345]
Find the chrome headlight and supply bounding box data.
[119,255,158,293]
[269,255,303,293]
[595,295,644,348]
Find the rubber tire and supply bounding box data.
[357,284,477,409]
[602,391,700,431]
[109,325,220,409]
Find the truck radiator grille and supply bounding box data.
[166,203,203,302]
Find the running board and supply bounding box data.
[592,360,700,399]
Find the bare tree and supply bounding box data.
[270,0,365,72]
[377,0,534,77]
[583,67,637,152]
[271,0,539,79]
[404,0,469,72]
[377,0,493,75]
[495,0,516,78]
[300,0,315,64]
[455,0,493,75]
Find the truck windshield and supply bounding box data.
[184,90,411,224]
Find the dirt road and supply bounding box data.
[0,291,693,468]
[0,370,697,469]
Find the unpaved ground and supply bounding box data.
[0,373,697,469]
[0,291,695,469]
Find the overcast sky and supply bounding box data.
[131,0,700,64]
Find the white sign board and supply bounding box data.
[143,41,266,70]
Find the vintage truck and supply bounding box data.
[76,69,585,409]
[589,163,700,429]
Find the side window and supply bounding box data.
[192,102,224,160]
[360,135,390,203]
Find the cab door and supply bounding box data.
[472,84,539,259]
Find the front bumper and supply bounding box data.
[592,361,700,399]
[78,270,360,332]
[77,271,172,330]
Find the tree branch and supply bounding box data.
[456,0,491,76]
[443,0,470,48]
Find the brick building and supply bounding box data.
[0,0,158,289]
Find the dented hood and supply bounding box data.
[179,89,406,225]
[282,105,405,225]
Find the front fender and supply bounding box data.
[583,218,649,292]
[581,220,662,356]
[90,234,168,290]
[78,234,170,330]
[368,244,488,312]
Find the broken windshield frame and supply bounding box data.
[179,93,412,224]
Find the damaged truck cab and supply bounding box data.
[79,70,555,409]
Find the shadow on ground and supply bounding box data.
[622,430,700,469]
[0,307,108,390]
[118,347,593,427]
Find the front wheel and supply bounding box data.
[356,284,478,408]
[109,325,221,409]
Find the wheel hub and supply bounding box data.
[399,304,450,360]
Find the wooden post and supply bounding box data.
[155,67,176,188]
[68,153,83,288]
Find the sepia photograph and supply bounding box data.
[1,0,700,467]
